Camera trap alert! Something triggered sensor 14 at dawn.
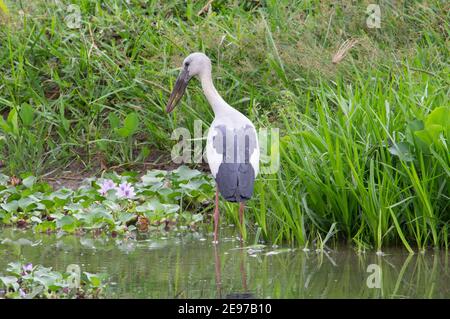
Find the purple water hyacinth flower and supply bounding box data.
[116,182,136,199]
[98,179,117,196]
[22,263,33,273]
[19,289,26,298]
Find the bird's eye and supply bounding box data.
[185,61,190,67]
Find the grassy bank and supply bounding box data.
[0,1,448,250]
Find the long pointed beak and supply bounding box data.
[166,67,191,113]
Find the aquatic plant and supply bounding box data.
[98,179,117,196]
[116,182,136,199]
[0,166,214,236]
[0,262,106,299]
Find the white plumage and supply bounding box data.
[206,113,260,178]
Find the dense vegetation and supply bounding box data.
[0,261,106,299]
[0,167,212,234]
[0,1,448,251]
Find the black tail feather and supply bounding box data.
[215,163,255,202]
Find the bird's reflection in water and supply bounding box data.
[214,242,255,299]
[214,243,222,298]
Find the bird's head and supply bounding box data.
[166,52,211,113]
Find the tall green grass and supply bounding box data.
[251,74,449,250]
[0,1,448,250]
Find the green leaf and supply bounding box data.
[19,103,34,126]
[389,142,414,162]
[139,146,150,160]
[117,112,139,137]
[136,199,164,213]
[180,179,207,190]
[0,174,9,186]
[172,165,201,181]
[18,197,38,211]
[1,212,13,224]
[34,268,62,288]
[48,283,64,292]
[389,208,414,254]
[102,200,121,211]
[408,119,424,132]
[137,200,180,217]
[108,113,120,129]
[117,212,135,223]
[124,112,139,133]
[1,201,19,213]
[0,276,18,291]
[426,106,449,128]
[34,220,56,233]
[30,216,42,223]
[7,108,19,136]
[56,215,77,232]
[0,0,9,14]
[26,286,44,299]
[415,107,450,146]
[91,210,115,226]
[6,262,22,275]
[297,131,326,152]
[427,124,445,144]
[0,116,11,133]
[162,204,180,214]
[414,129,432,145]
[83,272,101,288]
[407,119,428,151]
[96,140,107,151]
[22,176,37,188]
[141,170,166,185]
[192,213,203,223]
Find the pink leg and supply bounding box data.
[239,202,245,241]
[214,187,220,243]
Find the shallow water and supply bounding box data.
[0,227,448,298]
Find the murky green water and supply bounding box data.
[0,227,448,298]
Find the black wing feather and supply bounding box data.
[212,125,257,202]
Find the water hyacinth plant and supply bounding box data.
[116,182,136,199]
[98,179,117,196]
[98,179,136,199]
[0,262,106,299]
[0,166,213,236]
[22,263,33,273]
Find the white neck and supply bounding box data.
[199,70,233,116]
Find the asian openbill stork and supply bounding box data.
[166,52,259,243]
